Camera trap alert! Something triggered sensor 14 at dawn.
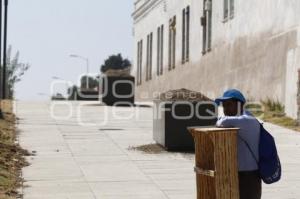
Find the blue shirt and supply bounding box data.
[216,111,260,171]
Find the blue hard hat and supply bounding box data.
[215,89,246,105]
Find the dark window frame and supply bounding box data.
[146,32,153,81]
[160,25,164,75]
[168,19,172,71]
[157,24,164,76]
[182,8,186,64]
[172,16,176,69]
[230,0,235,18]
[136,40,143,86]
[149,32,153,80]
[157,26,161,76]
[182,6,190,64]
[169,16,176,70]
[186,6,190,62]
[136,41,140,85]
[224,0,234,22]
[202,0,212,54]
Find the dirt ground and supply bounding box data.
[0,101,29,199]
[128,143,167,154]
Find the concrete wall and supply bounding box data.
[132,0,300,118]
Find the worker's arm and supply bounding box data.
[216,116,240,128]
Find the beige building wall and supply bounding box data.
[132,0,300,119]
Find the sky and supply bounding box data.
[8,0,133,100]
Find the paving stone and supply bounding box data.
[17,101,300,199]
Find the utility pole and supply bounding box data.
[0,0,3,99]
[69,54,90,90]
[2,0,8,99]
[0,0,3,119]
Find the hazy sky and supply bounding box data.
[8,0,133,100]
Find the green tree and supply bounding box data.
[100,53,131,73]
[80,76,99,89]
[67,85,78,100]
[5,46,30,99]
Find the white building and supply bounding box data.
[132,0,300,119]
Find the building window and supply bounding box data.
[157,26,161,76]
[224,0,234,21]
[230,0,234,18]
[201,0,212,54]
[137,40,143,86]
[157,24,164,76]
[146,32,153,81]
[169,16,176,70]
[182,6,190,64]
[160,25,164,75]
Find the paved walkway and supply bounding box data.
[16,101,300,199]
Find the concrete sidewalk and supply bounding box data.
[16,101,300,199]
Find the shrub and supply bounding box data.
[100,54,131,73]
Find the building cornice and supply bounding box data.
[134,0,145,7]
[132,0,164,22]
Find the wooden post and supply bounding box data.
[189,127,240,199]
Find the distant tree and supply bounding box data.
[6,46,30,99]
[67,85,78,100]
[67,84,99,101]
[51,93,66,101]
[100,53,131,73]
[80,76,99,89]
